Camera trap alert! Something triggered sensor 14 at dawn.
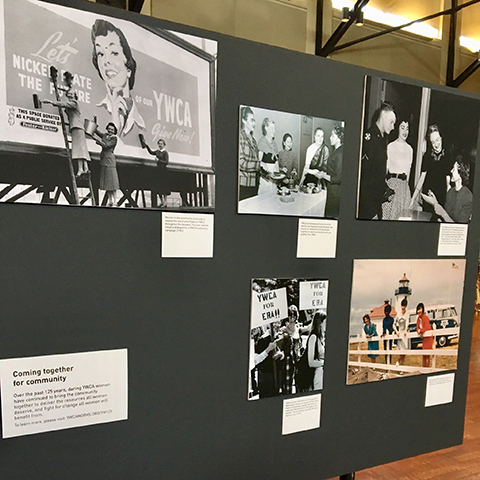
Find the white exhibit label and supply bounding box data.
[425,373,455,407]
[297,219,337,258]
[282,394,321,435]
[0,349,128,438]
[250,287,288,329]
[162,212,214,258]
[437,224,468,256]
[299,280,329,311]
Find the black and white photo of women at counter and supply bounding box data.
[238,105,345,219]
[357,76,480,223]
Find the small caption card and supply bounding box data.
[437,224,468,256]
[297,219,337,258]
[282,394,321,435]
[425,373,455,407]
[162,212,214,257]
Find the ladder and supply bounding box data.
[49,66,96,206]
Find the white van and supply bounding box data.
[406,304,460,348]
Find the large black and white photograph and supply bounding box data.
[248,278,328,400]
[357,76,480,222]
[238,105,345,218]
[0,0,216,209]
[347,259,465,385]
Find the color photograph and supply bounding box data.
[0,0,216,209]
[248,278,328,400]
[238,105,345,218]
[347,259,465,385]
[357,76,480,222]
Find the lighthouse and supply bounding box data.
[395,273,412,314]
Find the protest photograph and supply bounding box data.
[357,76,480,222]
[238,105,345,219]
[0,0,216,210]
[248,277,328,401]
[347,259,465,385]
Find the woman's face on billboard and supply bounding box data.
[95,31,131,92]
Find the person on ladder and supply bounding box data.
[42,71,91,178]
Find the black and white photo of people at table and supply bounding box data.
[357,76,480,222]
[238,105,345,219]
[248,278,328,401]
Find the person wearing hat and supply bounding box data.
[316,124,344,218]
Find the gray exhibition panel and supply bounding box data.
[1,0,480,479]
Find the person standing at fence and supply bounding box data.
[307,312,326,390]
[381,303,395,363]
[416,302,433,368]
[394,298,409,368]
[363,314,378,363]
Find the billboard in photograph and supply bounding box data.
[248,278,328,400]
[357,76,480,223]
[238,105,345,219]
[0,0,216,208]
[347,259,465,385]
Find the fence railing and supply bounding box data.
[348,328,459,373]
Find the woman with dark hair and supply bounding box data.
[416,302,433,368]
[300,127,329,187]
[421,124,453,219]
[140,136,170,208]
[422,155,473,223]
[307,312,326,390]
[363,314,378,363]
[382,117,413,220]
[239,106,260,201]
[91,19,145,136]
[257,118,279,195]
[92,122,119,207]
[317,124,344,218]
[278,133,298,180]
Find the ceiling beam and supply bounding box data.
[331,0,480,54]
[451,59,480,88]
[318,0,370,57]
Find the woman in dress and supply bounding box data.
[257,118,279,195]
[416,302,433,368]
[278,133,298,183]
[382,118,413,220]
[42,71,91,178]
[300,127,329,187]
[93,122,119,207]
[140,136,170,208]
[307,312,326,390]
[422,155,473,223]
[363,314,379,363]
[317,124,343,218]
